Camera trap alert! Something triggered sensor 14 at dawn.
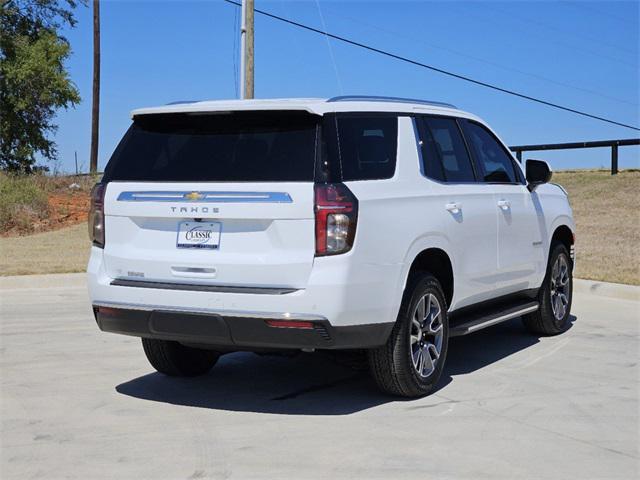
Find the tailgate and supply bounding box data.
[103,182,315,288]
[98,110,321,289]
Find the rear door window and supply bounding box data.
[334,115,398,181]
[102,111,319,182]
[462,121,519,184]
[422,116,476,182]
[416,118,445,181]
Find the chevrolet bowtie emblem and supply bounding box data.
[184,192,205,201]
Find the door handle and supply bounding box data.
[445,202,462,213]
[497,199,511,210]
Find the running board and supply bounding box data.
[449,301,539,337]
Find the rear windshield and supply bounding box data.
[103,111,319,182]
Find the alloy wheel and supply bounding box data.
[550,254,570,321]
[410,293,444,377]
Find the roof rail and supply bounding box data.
[327,95,457,109]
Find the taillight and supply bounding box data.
[314,183,358,256]
[88,183,106,248]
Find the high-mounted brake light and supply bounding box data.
[314,183,358,256]
[88,183,106,248]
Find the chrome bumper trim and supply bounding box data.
[92,301,327,322]
[110,279,299,295]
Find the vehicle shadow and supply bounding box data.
[116,316,576,415]
[444,314,575,376]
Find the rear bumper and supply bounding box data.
[88,246,403,331]
[93,303,393,350]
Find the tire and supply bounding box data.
[141,338,220,377]
[368,273,449,397]
[522,241,573,335]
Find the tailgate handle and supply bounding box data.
[171,266,217,279]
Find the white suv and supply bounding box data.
[88,96,575,397]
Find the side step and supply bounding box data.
[449,301,539,337]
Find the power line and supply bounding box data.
[318,6,637,107]
[446,3,637,72]
[452,3,637,71]
[232,4,239,98]
[560,0,639,28]
[221,0,639,132]
[481,3,638,58]
[314,0,343,95]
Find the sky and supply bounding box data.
[52,0,639,174]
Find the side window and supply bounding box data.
[462,121,518,184]
[335,115,398,181]
[417,118,445,181]
[422,116,476,182]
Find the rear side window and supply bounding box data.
[462,121,518,184]
[102,111,319,182]
[416,119,445,181]
[334,115,397,181]
[422,117,476,182]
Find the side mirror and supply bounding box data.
[526,159,552,191]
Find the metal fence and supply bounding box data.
[509,138,640,175]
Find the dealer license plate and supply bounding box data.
[176,222,221,250]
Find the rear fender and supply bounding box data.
[395,234,456,315]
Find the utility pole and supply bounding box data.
[239,0,254,99]
[90,0,101,174]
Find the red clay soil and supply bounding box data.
[1,192,91,237]
[47,192,90,228]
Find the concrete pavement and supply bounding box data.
[1,274,638,479]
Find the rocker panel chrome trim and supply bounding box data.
[464,304,538,334]
[450,303,539,337]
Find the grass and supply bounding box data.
[0,222,90,275]
[553,170,639,285]
[0,173,50,232]
[0,173,98,235]
[0,170,637,284]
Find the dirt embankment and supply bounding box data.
[42,192,90,231]
[1,174,96,237]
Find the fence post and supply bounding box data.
[516,150,522,162]
[611,144,618,175]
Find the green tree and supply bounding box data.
[1,0,82,172]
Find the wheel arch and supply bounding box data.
[402,247,454,309]
[548,221,575,272]
[551,224,574,252]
